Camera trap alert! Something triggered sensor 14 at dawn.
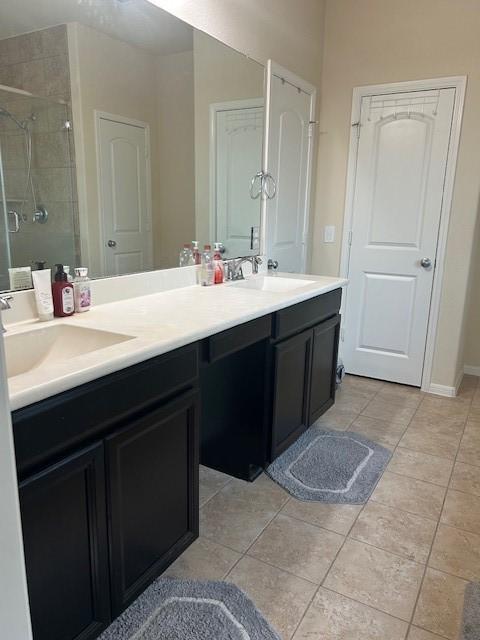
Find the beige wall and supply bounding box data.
[155,50,195,268]
[312,0,480,387]
[68,22,160,276]
[464,211,480,370]
[193,30,264,246]
[150,0,325,88]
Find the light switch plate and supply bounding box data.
[324,225,335,243]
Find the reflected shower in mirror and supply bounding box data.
[0,0,264,292]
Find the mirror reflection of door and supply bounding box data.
[265,65,316,273]
[96,113,153,277]
[0,1,266,292]
[211,99,263,259]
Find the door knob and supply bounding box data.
[420,257,432,268]
[107,240,117,248]
[268,259,279,270]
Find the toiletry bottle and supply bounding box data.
[200,245,215,286]
[74,267,91,313]
[52,264,75,317]
[32,269,54,321]
[179,244,195,267]
[213,242,225,284]
[192,240,201,265]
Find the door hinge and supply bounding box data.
[348,230,353,246]
[340,328,345,342]
[352,122,361,139]
[308,120,318,139]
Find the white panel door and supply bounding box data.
[215,103,263,258]
[265,74,313,272]
[343,88,455,385]
[97,116,152,276]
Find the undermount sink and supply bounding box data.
[230,276,315,293]
[5,324,135,378]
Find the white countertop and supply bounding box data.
[6,272,347,411]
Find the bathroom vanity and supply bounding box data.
[7,273,345,640]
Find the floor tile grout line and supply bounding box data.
[318,379,456,632]
[199,476,233,509]
[288,404,373,639]
[368,495,442,523]
[381,467,455,491]
[275,507,358,537]
[346,532,431,566]
[198,376,479,639]
[310,393,425,630]
[242,551,319,586]
[320,583,416,628]
[405,381,475,633]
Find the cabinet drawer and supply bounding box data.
[272,289,342,341]
[204,314,271,363]
[13,343,199,478]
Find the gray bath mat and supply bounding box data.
[266,426,391,503]
[462,582,480,640]
[98,577,280,640]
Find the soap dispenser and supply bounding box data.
[52,263,75,317]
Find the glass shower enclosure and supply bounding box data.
[0,85,78,291]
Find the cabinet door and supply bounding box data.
[309,315,341,425]
[271,329,313,460]
[19,443,110,640]
[106,390,199,616]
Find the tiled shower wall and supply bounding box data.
[0,25,79,283]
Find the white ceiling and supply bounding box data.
[0,0,193,55]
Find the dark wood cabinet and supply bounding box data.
[106,390,199,615]
[14,345,200,640]
[19,443,110,640]
[200,316,271,481]
[309,314,341,425]
[14,289,342,640]
[271,329,313,459]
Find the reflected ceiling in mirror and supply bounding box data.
[0,0,265,292]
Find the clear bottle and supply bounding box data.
[73,267,91,313]
[213,242,224,284]
[179,243,194,267]
[192,240,201,265]
[200,244,215,286]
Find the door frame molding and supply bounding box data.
[94,110,153,277]
[208,97,264,245]
[262,61,317,272]
[339,76,467,392]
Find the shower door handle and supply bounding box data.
[8,210,19,233]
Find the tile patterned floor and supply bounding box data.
[165,374,480,639]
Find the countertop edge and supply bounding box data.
[8,276,347,411]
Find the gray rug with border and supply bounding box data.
[266,426,391,503]
[462,582,480,640]
[98,577,280,640]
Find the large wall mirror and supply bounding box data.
[0,0,265,292]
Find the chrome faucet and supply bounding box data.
[226,256,263,281]
[0,295,12,333]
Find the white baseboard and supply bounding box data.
[464,365,480,377]
[427,383,458,397]
[428,368,465,397]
